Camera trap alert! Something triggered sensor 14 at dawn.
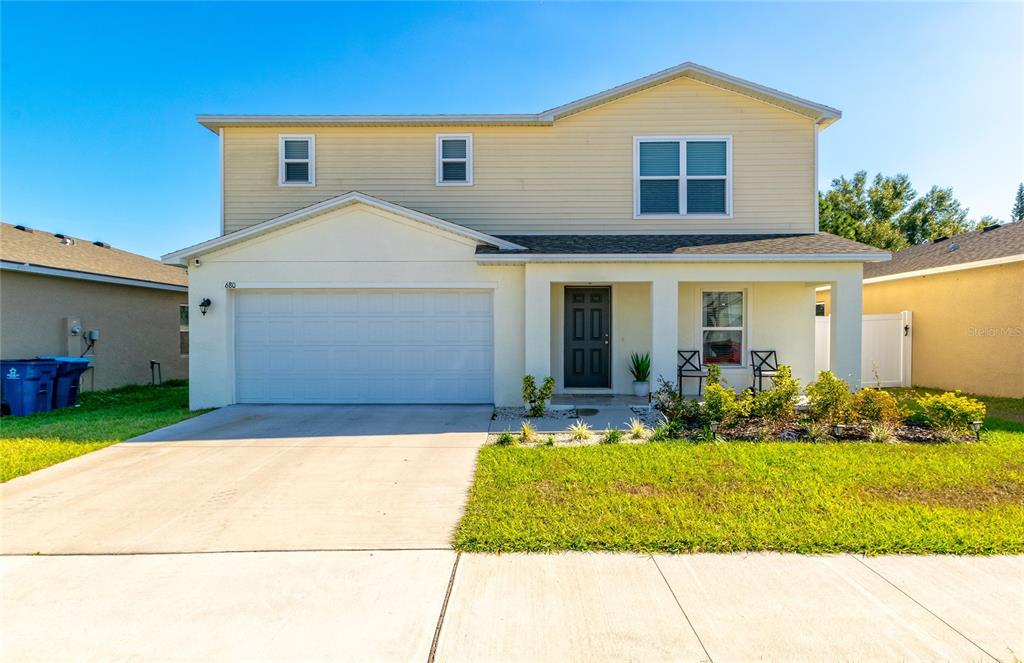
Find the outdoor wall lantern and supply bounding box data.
[969,420,983,441]
[199,298,212,316]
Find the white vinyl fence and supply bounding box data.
[815,311,912,387]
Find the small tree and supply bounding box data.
[522,375,556,418]
[1012,182,1024,222]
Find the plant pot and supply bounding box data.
[633,381,650,398]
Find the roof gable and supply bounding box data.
[161,192,525,265]
[198,62,841,132]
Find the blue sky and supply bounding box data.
[2,2,1021,258]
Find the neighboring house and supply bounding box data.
[163,62,888,409]
[818,222,1024,398]
[1,223,189,390]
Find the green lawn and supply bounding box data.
[1,382,205,482]
[455,418,1024,555]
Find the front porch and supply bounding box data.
[522,262,864,397]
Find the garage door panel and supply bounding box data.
[235,290,493,404]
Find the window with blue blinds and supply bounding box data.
[279,135,314,185]
[635,137,729,216]
[437,135,472,184]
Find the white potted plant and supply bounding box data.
[629,352,651,398]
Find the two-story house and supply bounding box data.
[164,62,888,409]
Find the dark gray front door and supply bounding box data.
[564,287,611,388]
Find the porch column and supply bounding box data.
[829,271,863,388]
[523,266,552,380]
[650,277,679,389]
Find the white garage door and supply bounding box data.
[234,290,494,404]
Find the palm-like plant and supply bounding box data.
[628,352,651,382]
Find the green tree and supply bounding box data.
[1012,183,1024,222]
[897,186,970,243]
[819,172,974,250]
[818,171,912,251]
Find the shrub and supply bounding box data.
[495,430,517,446]
[701,381,748,427]
[652,378,700,426]
[649,418,684,442]
[519,421,538,444]
[628,352,651,382]
[522,375,556,418]
[567,420,593,441]
[749,364,800,430]
[805,371,854,425]
[853,388,904,424]
[543,435,555,447]
[601,429,623,444]
[916,391,986,435]
[803,420,833,442]
[868,422,898,443]
[627,417,649,439]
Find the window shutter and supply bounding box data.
[639,180,680,214]
[639,142,680,176]
[283,140,309,160]
[442,161,467,182]
[687,179,726,214]
[441,139,467,160]
[285,162,310,182]
[686,141,727,176]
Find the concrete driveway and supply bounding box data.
[0,404,492,554]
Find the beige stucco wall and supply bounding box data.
[819,263,1024,397]
[187,202,864,408]
[0,270,188,391]
[676,281,817,394]
[222,75,816,235]
[523,262,863,398]
[185,203,525,410]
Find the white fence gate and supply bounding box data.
[815,311,912,387]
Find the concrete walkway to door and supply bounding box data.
[0,404,492,554]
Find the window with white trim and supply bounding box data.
[179,304,189,356]
[701,291,744,365]
[436,134,472,185]
[278,135,315,186]
[635,136,730,216]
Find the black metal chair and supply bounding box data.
[677,350,709,396]
[750,350,779,392]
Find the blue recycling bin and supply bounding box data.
[0,359,59,416]
[37,356,92,409]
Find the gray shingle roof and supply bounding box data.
[1,223,188,287]
[476,232,886,257]
[863,222,1024,279]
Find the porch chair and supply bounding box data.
[750,350,779,393]
[677,350,709,396]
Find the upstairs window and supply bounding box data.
[436,134,472,185]
[635,137,730,217]
[279,135,315,186]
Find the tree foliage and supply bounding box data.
[819,172,983,251]
[1012,183,1024,222]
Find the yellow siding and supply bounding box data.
[223,76,815,235]
[818,263,1024,397]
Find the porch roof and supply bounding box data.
[476,233,890,263]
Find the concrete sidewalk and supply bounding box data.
[3,551,1020,662]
